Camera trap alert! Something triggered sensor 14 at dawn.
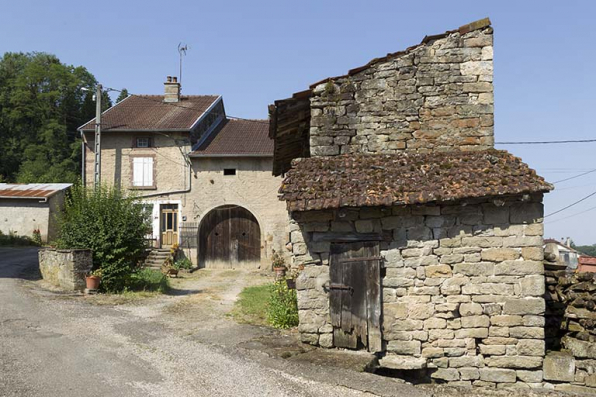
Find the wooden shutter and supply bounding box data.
[133,158,144,186]
[143,157,153,186]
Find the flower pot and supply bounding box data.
[273,266,286,280]
[86,275,101,290]
[286,279,296,290]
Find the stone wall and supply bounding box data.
[293,193,547,388]
[309,26,494,157]
[39,248,93,291]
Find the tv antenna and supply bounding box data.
[178,43,188,87]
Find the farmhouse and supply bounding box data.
[270,18,554,386]
[78,80,288,268]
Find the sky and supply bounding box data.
[1,0,595,244]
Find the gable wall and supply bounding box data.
[309,27,494,156]
[291,194,546,387]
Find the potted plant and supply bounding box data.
[271,250,287,281]
[86,268,102,290]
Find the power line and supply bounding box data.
[545,189,596,218]
[553,168,596,184]
[496,139,596,145]
[546,204,596,224]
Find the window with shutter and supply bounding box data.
[132,157,154,187]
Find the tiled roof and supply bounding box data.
[0,183,72,199]
[279,150,552,212]
[580,256,596,265]
[190,118,273,157]
[79,95,219,131]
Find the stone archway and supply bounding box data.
[198,205,261,268]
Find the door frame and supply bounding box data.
[159,203,179,248]
[329,241,382,352]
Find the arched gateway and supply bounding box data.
[198,205,261,268]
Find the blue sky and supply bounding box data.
[2,1,596,244]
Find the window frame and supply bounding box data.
[133,136,152,149]
[223,168,236,176]
[129,154,157,190]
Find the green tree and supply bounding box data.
[574,244,596,257]
[55,185,151,292]
[0,52,104,183]
[116,88,129,103]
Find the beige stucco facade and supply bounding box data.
[0,191,66,243]
[83,131,289,268]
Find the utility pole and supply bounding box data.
[93,84,102,188]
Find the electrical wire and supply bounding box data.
[545,189,596,218]
[552,168,596,184]
[496,139,596,145]
[546,204,596,224]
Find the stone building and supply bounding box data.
[0,183,71,243]
[270,18,556,387]
[78,79,288,268]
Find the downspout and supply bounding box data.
[81,135,86,184]
[136,154,192,199]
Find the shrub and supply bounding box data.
[173,258,193,270]
[55,184,150,292]
[32,229,42,246]
[127,269,169,293]
[267,281,299,329]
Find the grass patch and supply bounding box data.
[126,268,169,293]
[230,284,271,326]
[0,230,38,246]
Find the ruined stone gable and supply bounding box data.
[308,21,494,157]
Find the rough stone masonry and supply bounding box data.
[273,18,555,390]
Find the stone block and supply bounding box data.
[494,260,544,276]
[479,368,516,383]
[431,368,460,381]
[460,315,490,328]
[490,315,522,327]
[387,340,421,355]
[543,352,575,382]
[425,264,452,277]
[479,344,506,355]
[521,247,543,261]
[318,333,333,348]
[459,367,480,380]
[503,236,543,248]
[485,356,543,369]
[459,302,483,316]
[516,370,543,383]
[509,327,544,339]
[461,236,503,248]
[453,262,494,277]
[424,317,447,329]
[379,355,426,370]
[384,302,408,319]
[449,355,484,368]
[483,205,508,224]
[510,203,543,224]
[440,254,464,264]
[502,298,544,315]
[481,248,520,262]
[355,220,374,233]
[422,348,444,358]
[519,275,545,297]
[562,336,596,359]
[455,328,488,339]
[408,304,435,320]
[516,340,544,356]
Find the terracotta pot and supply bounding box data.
[86,275,101,290]
[273,266,286,280]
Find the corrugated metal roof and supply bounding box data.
[0,183,72,199]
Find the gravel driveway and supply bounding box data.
[0,248,425,397]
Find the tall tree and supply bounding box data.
[116,88,129,104]
[0,52,103,183]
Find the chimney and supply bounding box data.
[164,75,180,103]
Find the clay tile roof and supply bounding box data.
[0,183,72,199]
[190,118,273,157]
[580,256,596,265]
[279,150,552,212]
[78,95,219,131]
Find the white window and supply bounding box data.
[136,137,150,148]
[133,157,154,187]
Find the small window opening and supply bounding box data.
[136,137,150,148]
[223,168,236,176]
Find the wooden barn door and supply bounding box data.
[329,242,382,352]
[199,205,261,268]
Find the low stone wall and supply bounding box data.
[293,193,546,388]
[39,248,93,291]
[542,269,596,393]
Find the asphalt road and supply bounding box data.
[0,247,426,397]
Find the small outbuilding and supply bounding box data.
[0,183,72,243]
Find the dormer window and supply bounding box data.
[135,137,151,148]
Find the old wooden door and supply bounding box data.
[160,204,178,248]
[329,242,382,352]
[199,205,261,268]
